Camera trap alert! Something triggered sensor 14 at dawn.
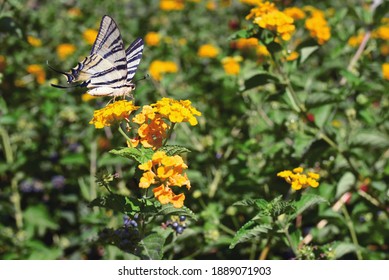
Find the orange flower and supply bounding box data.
[235,38,259,49]
[149,60,178,81]
[383,63,389,80]
[26,64,46,84]
[27,35,42,47]
[304,8,331,45]
[145,32,160,46]
[160,0,184,11]
[222,56,242,75]
[197,44,219,58]
[56,43,76,60]
[83,29,98,45]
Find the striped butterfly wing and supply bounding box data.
[125,37,144,84]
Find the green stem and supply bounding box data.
[163,122,176,146]
[284,228,297,256]
[118,125,132,143]
[218,223,236,236]
[341,206,363,260]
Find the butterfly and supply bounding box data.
[49,15,144,97]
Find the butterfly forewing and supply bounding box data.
[125,38,144,83]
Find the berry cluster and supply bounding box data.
[163,215,187,234]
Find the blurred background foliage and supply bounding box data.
[0,0,388,259]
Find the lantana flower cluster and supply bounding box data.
[304,7,331,45]
[139,151,191,208]
[277,167,320,190]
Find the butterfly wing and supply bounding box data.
[125,38,144,83]
[60,15,127,91]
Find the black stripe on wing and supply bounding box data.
[125,38,144,82]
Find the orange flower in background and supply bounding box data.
[198,44,219,58]
[283,7,306,20]
[222,56,242,75]
[160,0,184,11]
[83,29,98,45]
[89,100,139,129]
[138,151,190,208]
[67,7,82,17]
[246,1,276,20]
[286,51,299,61]
[26,64,46,84]
[149,60,178,81]
[348,33,365,47]
[56,43,76,60]
[145,32,161,46]
[235,38,259,49]
[383,63,389,80]
[27,35,42,47]
[373,25,389,40]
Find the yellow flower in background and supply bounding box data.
[160,0,184,11]
[56,43,76,60]
[235,38,259,49]
[246,1,277,20]
[149,60,178,81]
[89,100,139,129]
[253,10,295,41]
[240,0,263,5]
[145,32,160,46]
[27,35,42,47]
[256,44,270,57]
[348,33,365,47]
[206,1,217,11]
[222,56,242,75]
[380,44,389,56]
[373,25,389,40]
[83,29,98,45]
[277,167,320,190]
[26,64,46,84]
[152,97,202,126]
[383,63,389,80]
[81,93,99,102]
[138,151,191,208]
[197,44,219,58]
[283,7,306,20]
[286,51,299,61]
[304,8,331,45]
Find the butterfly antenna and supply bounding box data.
[47,61,83,89]
[134,74,150,83]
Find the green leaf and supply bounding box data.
[243,73,279,91]
[157,204,198,221]
[305,92,341,108]
[24,205,59,237]
[233,198,265,208]
[59,154,87,166]
[229,220,272,249]
[350,130,389,149]
[299,46,319,64]
[159,145,191,156]
[333,242,360,259]
[89,194,142,214]
[336,172,356,198]
[291,193,328,219]
[110,146,154,164]
[139,231,168,260]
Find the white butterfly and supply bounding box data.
[50,15,144,97]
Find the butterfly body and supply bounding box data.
[51,15,144,97]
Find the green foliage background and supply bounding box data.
[0,0,388,260]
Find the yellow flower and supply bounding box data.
[277,167,320,190]
[89,100,139,129]
[383,63,389,80]
[81,93,99,102]
[373,26,389,40]
[26,64,46,84]
[27,35,42,47]
[380,43,389,56]
[286,51,299,61]
[283,7,306,20]
[304,8,331,45]
[246,1,277,20]
[83,29,98,45]
[160,0,184,11]
[222,56,242,75]
[145,32,160,46]
[348,33,365,47]
[256,44,270,57]
[253,10,295,41]
[139,151,190,208]
[235,38,259,49]
[240,0,263,5]
[152,98,201,126]
[56,43,76,60]
[149,60,178,81]
[197,44,219,58]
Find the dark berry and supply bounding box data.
[179,215,186,222]
[176,226,184,234]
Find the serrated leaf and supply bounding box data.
[110,147,154,164]
[243,73,279,91]
[139,232,168,260]
[233,198,263,207]
[159,145,191,156]
[229,220,271,249]
[157,204,198,221]
[336,172,356,198]
[89,194,142,213]
[299,46,319,64]
[350,131,389,149]
[291,193,328,220]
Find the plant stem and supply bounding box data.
[163,122,176,146]
[341,205,363,260]
[259,236,272,260]
[118,124,132,143]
